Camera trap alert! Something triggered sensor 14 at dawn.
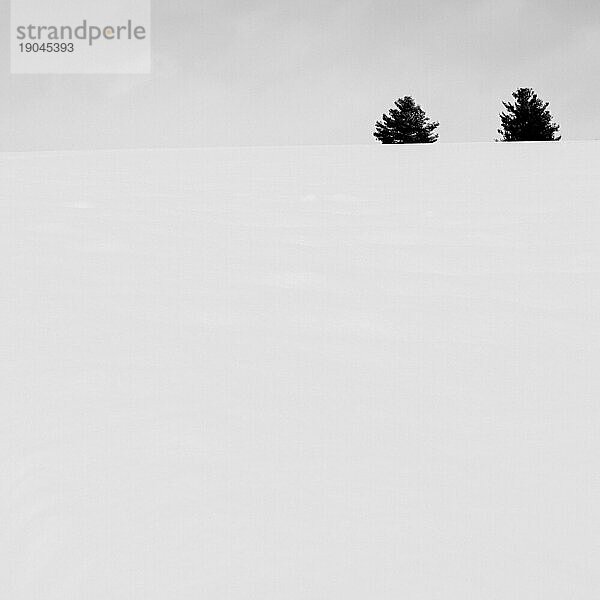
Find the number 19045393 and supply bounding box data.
[19,42,74,52]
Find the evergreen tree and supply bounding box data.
[374,96,439,144]
[497,88,561,141]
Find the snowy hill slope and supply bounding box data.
[1,142,600,598]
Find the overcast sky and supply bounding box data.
[1,0,599,150]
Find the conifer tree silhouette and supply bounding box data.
[497,88,561,141]
[374,96,439,144]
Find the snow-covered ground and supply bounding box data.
[2,142,600,598]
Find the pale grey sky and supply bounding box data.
[2,0,599,150]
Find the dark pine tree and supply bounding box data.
[497,88,561,141]
[374,96,439,144]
